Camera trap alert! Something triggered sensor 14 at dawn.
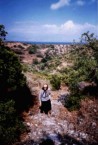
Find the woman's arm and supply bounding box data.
[39,90,42,105]
[48,89,51,99]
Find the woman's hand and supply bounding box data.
[39,101,41,106]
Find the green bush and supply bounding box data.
[0,25,27,144]
[65,96,80,111]
[28,45,38,54]
[0,25,7,44]
[50,75,61,90]
[22,64,29,72]
[36,52,43,58]
[63,32,98,110]
[0,44,26,144]
[18,45,24,49]
[0,45,26,93]
[32,58,39,64]
[39,63,46,70]
[0,100,25,145]
[29,47,35,54]
[41,57,48,63]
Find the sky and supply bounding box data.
[0,0,98,42]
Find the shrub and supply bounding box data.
[28,45,39,54]
[65,95,81,111]
[0,45,26,93]
[0,100,25,145]
[0,25,27,144]
[0,44,27,144]
[50,75,61,90]
[36,52,43,58]
[63,32,98,110]
[18,45,24,49]
[32,58,39,64]
[50,45,54,49]
[29,47,36,54]
[41,57,48,63]
[22,64,29,72]
[39,63,46,70]
[0,25,7,44]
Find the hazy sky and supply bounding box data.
[0,0,98,42]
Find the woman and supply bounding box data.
[39,84,51,115]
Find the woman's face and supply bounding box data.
[43,84,48,90]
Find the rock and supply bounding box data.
[79,132,88,139]
[94,109,97,112]
[47,133,61,145]
[28,111,33,116]
[58,91,70,105]
[91,122,97,128]
[68,123,74,130]
[26,122,31,126]
[78,81,93,91]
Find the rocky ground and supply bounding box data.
[15,72,93,145]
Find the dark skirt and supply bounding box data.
[40,99,51,114]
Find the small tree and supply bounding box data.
[64,32,98,110]
[32,58,39,64]
[0,100,25,145]
[50,75,61,90]
[0,45,26,94]
[0,25,7,45]
[28,45,39,54]
[0,25,26,144]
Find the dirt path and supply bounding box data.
[20,72,88,145]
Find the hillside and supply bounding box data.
[6,34,98,145]
[6,42,72,65]
[17,72,98,145]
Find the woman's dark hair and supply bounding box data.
[42,84,48,90]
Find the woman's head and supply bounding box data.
[42,84,48,90]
